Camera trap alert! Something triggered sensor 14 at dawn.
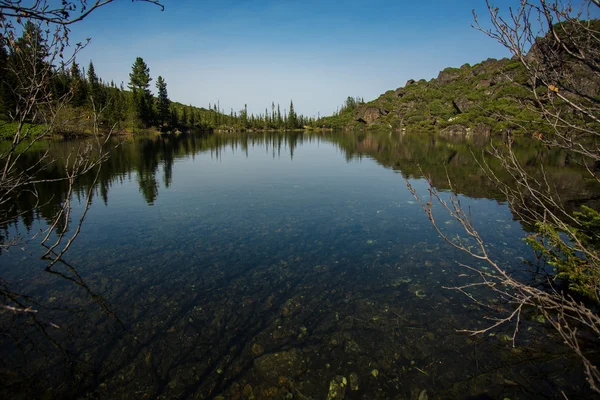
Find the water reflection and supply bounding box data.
[0,131,598,399]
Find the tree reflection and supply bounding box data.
[1,130,598,399]
[1,130,597,232]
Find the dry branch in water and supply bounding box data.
[0,1,155,320]
[406,167,600,392]
[408,2,600,392]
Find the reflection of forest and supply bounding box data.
[3,130,599,230]
[1,131,599,400]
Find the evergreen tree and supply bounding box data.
[87,60,105,108]
[15,22,47,77]
[52,62,70,100]
[4,22,47,117]
[87,60,99,87]
[104,86,126,125]
[70,60,87,107]
[170,107,179,128]
[155,76,170,127]
[128,57,153,126]
[189,105,196,126]
[265,108,269,128]
[277,104,282,128]
[271,102,275,126]
[287,100,298,129]
[181,107,188,127]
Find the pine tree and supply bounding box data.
[271,102,275,126]
[16,22,47,77]
[87,60,99,87]
[265,108,269,129]
[189,105,196,126]
[70,61,88,107]
[128,57,154,126]
[287,100,298,129]
[277,104,282,128]
[87,60,105,108]
[5,22,47,115]
[51,61,70,102]
[181,107,188,127]
[155,76,170,127]
[170,107,178,128]
[103,82,122,126]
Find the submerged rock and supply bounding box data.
[254,349,306,384]
[349,372,359,391]
[408,284,427,298]
[242,384,254,399]
[251,343,264,357]
[326,376,347,399]
[344,340,361,353]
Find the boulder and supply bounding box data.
[452,97,474,113]
[437,68,462,84]
[357,107,385,124]
[395,87,406,97]
[570,64,600,98]
[405,79,416,86]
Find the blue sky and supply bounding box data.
[70,0,534,116]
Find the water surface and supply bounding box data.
[0,131,597,399]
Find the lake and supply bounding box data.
[0,130,597,399]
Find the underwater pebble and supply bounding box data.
[326,375,347,400]
[349,372,359,390]
[251,343,264,356]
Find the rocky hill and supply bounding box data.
[318,22,600,139]
[318,57,537,137]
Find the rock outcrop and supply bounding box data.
[437,68,461,84]
[452,97,474,113]
[318,24,599,139]
[357,107,388,124]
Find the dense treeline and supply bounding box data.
[204,99,314,132]
[0,22,313,136]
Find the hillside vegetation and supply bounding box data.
[316,39,599,138]
[316,58,539,135]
